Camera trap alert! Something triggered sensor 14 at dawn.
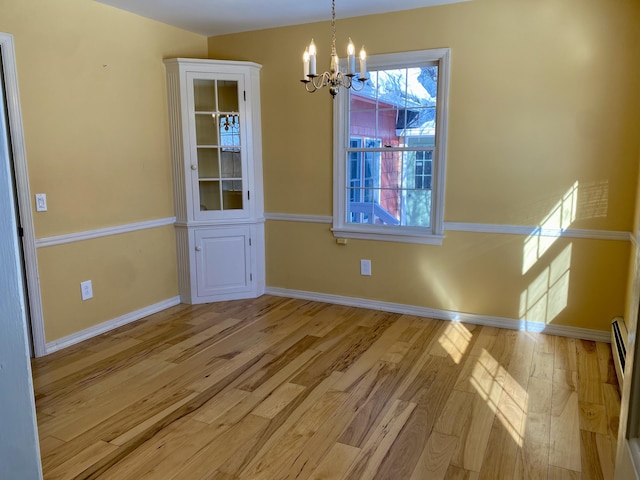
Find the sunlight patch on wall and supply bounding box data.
[522,181,578,275]
[519,243,572,324]
[576,180,608,221]
[435,323,472,364]
[470,349,527,447]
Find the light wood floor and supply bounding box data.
[32,296,621,480]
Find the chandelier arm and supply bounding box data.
[349,77,368,92]
[304,81,319,94]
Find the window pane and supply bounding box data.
[377,69,409,107]
[376,108,400,146]
[405,189,432,227]
[347,190,374,224]
[350,71,379,110]
[349,67,438,147]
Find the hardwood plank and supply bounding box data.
[576,340,603,405]
[167,414,270,480]
[549,368,581,472]
[332,313,413,391]
[46,441,118,480]
[377,340,475,478]
[580,429,605,480]
[478,384,523,480]
[191,388,249,424]
[514,412,550,480]
[307,442,360,480]
[595,432,615,480]
[236,388,349,479]
[251,382,307,419]
[99,418,208,480]
[219,372,344,478]
[578,402,608,435]
[596,342,618,386]
[554,336,577,372]
[409,431,458,480]
[513,374,552,480]
[33,337,142,390]
[342,399,416,480]
[444,466,480,480]
[601,383,620,452]
[39,435,66,452]
[548,466,581,479]
[434,389,475,437]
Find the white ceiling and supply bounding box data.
[96,0,468,37]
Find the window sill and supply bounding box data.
[332,226,444,245]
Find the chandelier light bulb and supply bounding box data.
[347,38,355,75]
[303,48,310,79]
[308,39,317,76]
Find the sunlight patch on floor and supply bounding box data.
[470,349,528,447]
[436,323,472,364]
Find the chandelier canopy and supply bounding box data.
[301,0,368,97]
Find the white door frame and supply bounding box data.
[1,33,47,357]
[615,243,640,478]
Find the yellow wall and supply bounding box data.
[1,0,207,342]
[37,226,178,342]
[209,0,640,331]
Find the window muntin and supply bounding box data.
[333,49,450,244]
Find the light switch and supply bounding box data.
[35,193,47,212]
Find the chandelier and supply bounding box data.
[301,0,368,97]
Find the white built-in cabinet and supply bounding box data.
[164,58,264,304]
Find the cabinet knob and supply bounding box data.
[195,246,202,251]
[191,164,197,170]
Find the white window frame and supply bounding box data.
[332,48,450,245]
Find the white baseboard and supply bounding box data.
[45,296,181,354]
[265,287,610,343]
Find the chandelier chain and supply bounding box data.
[331,0,337,56]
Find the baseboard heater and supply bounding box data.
[611,316,628,389]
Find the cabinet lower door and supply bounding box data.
[194,227,252,299]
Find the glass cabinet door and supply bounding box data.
[188,74,247,219]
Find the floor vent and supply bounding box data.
[611,316,628,389]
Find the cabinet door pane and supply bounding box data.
[193,79,217,112]
[221,149,241,178]
[199,181,221,211]
[195,114,217,145]
[219,114,241,147]
[197,148,220,178]
[218,80,239,112]
[222,180,243,210]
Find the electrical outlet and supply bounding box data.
[80,280,93,301]
[360,259,372,276]
[35,193,47,212]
